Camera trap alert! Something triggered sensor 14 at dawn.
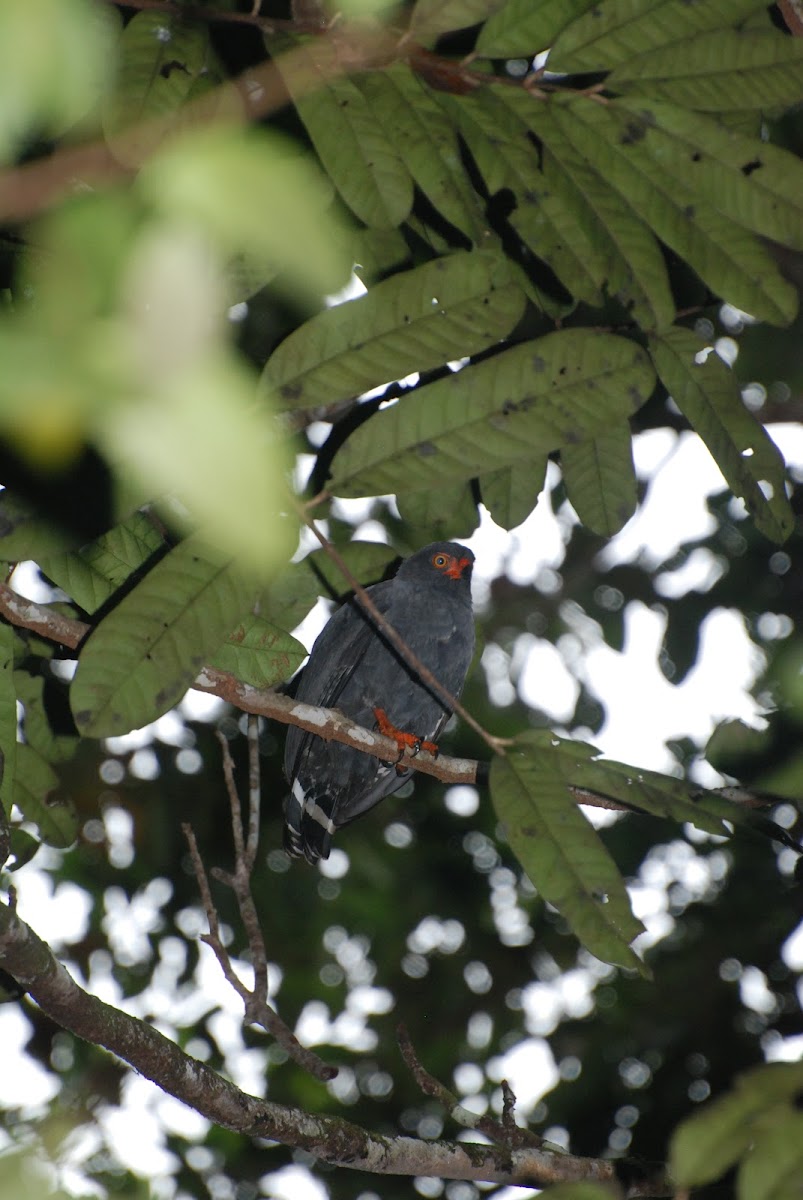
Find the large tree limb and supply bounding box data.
[0,895,670,1195]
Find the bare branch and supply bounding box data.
[182,734,336,1081]
[0,896,671,1195]
[397,1024,543,1151]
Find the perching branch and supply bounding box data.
[0,581,793,823]
[182,720,336,1080]
[0,895,671,1195]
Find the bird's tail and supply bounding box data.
[283,778,337,864]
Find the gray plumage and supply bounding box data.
[283,541,475,863]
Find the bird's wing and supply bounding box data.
[284,580,393,781]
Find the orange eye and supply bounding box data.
[432,553,448,568]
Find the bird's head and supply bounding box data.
[397,541,475,588]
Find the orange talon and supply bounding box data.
[373,708,439,760]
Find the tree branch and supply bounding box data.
[0,895,670,1195]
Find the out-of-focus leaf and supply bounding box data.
[39,512,164,615]
[262,250,526,410]
[547,94,797,327]
[209,617,306,688]
[330,330,655,497]
[357,65,487,243]
[649,327,793,544]
[0,0,116,161]
[476,0,598,56]
[275,39,412,230]
[13,743,78,849]
[0,623,15,841]
[396,483,479,541]
[608,29,803,112]
[71,536,257,737]
[0,493,79,562]
[490,730,645,971]
[480,458,546,530]
[264,541,398,633]
[410,0,507,40]
[562,422,637,537]
[549,0,768,72]
[738,1110,803,1200]
[140,126,351,299]
[6,828,40,872]
[670,1062,803,1186]
[103,12,220,164]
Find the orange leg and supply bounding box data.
[373,708,439,760]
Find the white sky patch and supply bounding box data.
[487,1036,558,1111]
[260,1163,329,1200]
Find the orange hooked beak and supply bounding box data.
[445,556,472,579]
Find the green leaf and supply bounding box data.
[264,541,398,633]
[14,672,78,766]
[410,0,507,40]
[396,482,480,541]
[501,90,675,330]
[70,536,257,737]
[39,512,165,615]
[262,250,526,410]
[356,65,487,242]
[670,1062,803,1187]
[548,94,797,327]
[330,329,655,497]
[608,29,803,112]
[561,422,637,537]
[0,623,15,834]
[615,96,803,253]
[442,91,604,309]
[480,458,546,530]
[476,0,598,57]
[6,828,40,872]
[649,327,793,543]
[739,1111,803,1200]
[208,616,306,689]
[549,0,768,73]
[13,743,78,849]
[0,492,79,561]
[103,12,220,162]
[276,39,412,229]
[490,731,645,970]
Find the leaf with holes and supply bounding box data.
[608,29,803,112]
[548,0,768,73]
[262,250,526,410]
[71,536,257,737]
[209,617,306,688]
[491,731,645,971]
[649,327,793,543]
[562,422,637,537]
[547,93,797,326]
[330,329,654,497]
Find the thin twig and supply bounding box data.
[297,511,512,756]
[397,1024,543,1150]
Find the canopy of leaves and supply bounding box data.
[0,2,802,1199]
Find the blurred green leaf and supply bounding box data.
[396,482,480,540]
[670,1062,803,1186]
[14,672,77,766]
[480,457,546,530]
[0,623,15,839]
[331,329,655,497]
[491,730,645,970]
[262,250,526,410]
[410,0,507,41]
[739,1110,803,1200]
[71,536,257,737]
[0,493,79,562]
